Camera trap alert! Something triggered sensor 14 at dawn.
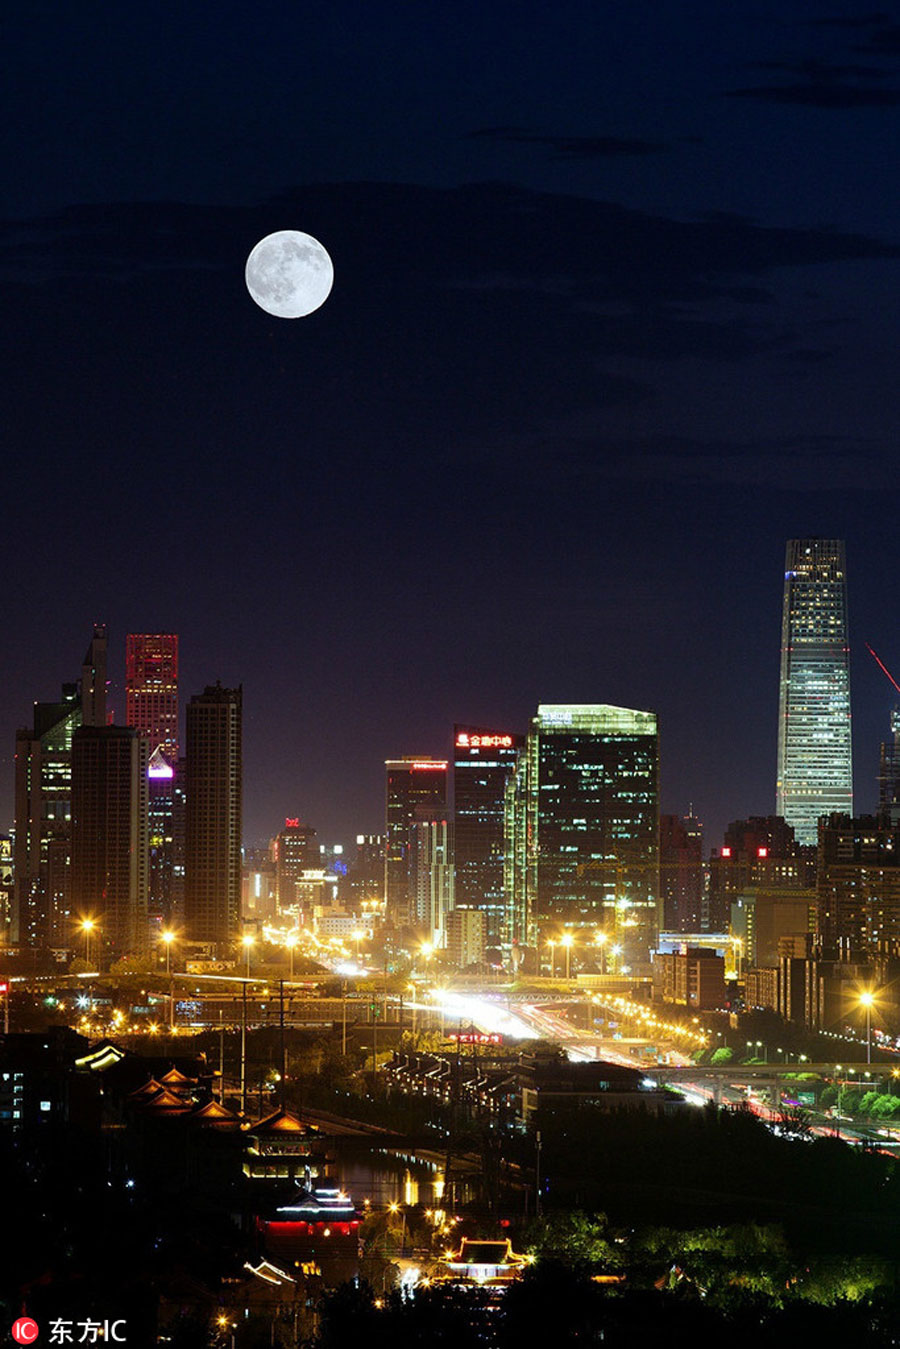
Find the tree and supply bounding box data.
[524,1210,622,1270]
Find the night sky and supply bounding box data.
[4,2,900,850]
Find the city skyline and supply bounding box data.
[5,577,898,857]
[3,4,900,853]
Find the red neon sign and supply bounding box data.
[456,733,514,749]
[411,762,447,771]
[285,818,300,828]
[447,1032,502,1045]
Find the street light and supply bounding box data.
[242,932,255,978]
[594,931,608,975]
[609,943,622,973]
[560,932,574,982]
[160,930,175,975]
[547,939,556,980]
[80,917,97,966]
[160,930,176,1031]
[859,989,875,1065]
[352,928,365,963]
[286,931,298,979]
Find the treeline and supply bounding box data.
[528,1101,900,1250]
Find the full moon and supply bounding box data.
[245,230,334,318]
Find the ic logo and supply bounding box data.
[12,1320,40,1345]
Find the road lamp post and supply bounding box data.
[160,931,176,1031]
[547,939,556,980]
[561,932,573,983]
[859,990,875,1065]
[242,933,255,979]
[594,931,608,974]
[286,932,298,979]
[80,918,96,967]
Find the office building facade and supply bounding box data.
[273,819,319,914]
[384,757,447,928]
[70,725,149,962]
[508,705,659,971]
[453,726,524,951]
[777,539,852,845]
[13,626,108,948]
[409,809,454,945]
[659,812,703,932]
[184,684,242,954]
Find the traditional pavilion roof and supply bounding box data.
[243,1260,296,1288]
[247,1106,315,1135]
[274,1184,358,1221]
[447,1238,528,1270]
[133,1084,193,1113]
[189,1098,240,1128]
[159,1066,197,1087]
[128,1076,167,1100]
[75,1040,128,1072]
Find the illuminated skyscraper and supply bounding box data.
[13,625,107,948]
[273,818,319,914]
[506,705,659,971]
[126,633,179,757]
[384,757,447,928]
[70,725,149,962]
[453,726,524,951]
[184,683,242,954]
[776,539,852,845]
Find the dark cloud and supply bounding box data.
[466,126,667,157]
[810,12,892,30]
[854,22,900,54]
[727,81,900,107]
[462,430,893,493]
[731,14,900,106]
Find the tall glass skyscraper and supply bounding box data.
[777,539,852,844]
[505,704,659,971]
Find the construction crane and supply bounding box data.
[866,643,900,697]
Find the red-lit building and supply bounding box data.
[258,1185,361,1286]
[126,633,179,759]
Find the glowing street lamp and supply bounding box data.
[560,931,574,982]
[594,930,608,975]
[80,917,97,967]
[859,989,876,1065]
[286,931,298,979]
[160,929,177,1031]
[609,943,622,973]
[242,932,255,978]
[160,929,176,975]
[352,928,365,962]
